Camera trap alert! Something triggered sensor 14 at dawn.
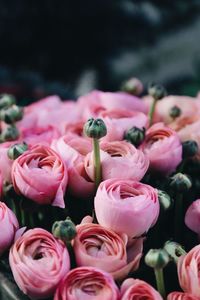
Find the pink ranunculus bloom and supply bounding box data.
[77,90,148,121]
[11,145,68,208]
[94,179,159,238]
[0,201,19,256]
[178,244,200,297]
[9,228,70,299]
[85,141,149,182]
[54,266,119,300]
[167,292,198,300]
[120,278,163,300]
[73,217,143,281]
[99,109,148,142]
[140,123,182,175]
[185,199,200,239]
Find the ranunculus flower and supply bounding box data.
[9,228,70,299]
[120,278,162,300]
[73,216,143,280]
[85,141,149,181]
[178,244,200,297]
[140,123,182,175]
[54,266,119,300]
[0,201,19,256]
[11,145,68,208]
[167,292,198,300]
[185,199,200,239]
[94,179,159,237]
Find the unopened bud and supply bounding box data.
[158,190,173,213]
[1,125,20,141]
[145,248,170,269]
[0,105,24,124]
[121,77,143,95]
[164,241,186,263]
[169,173,192,192]
[84,118,107,139]
[124,126,145,147]
[0,94,16,109]
[182,140,198,159]
[148,82,167,100]
[7,142,28,160]
[52,217,77,243]
[169,106,181,119]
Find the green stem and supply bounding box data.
[174,194,183,243]
[154,268,166,299]
[148,98,157,127]
[93,138,101,188]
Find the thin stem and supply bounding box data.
[154,268,166,299]
[93,138,101,188]
[148,98,157,127]
[174,194,183,243]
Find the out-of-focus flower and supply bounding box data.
[167,292,198,300]
[185,199,200,238]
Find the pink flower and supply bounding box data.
[94,179,159,238]
[120,278,162,300]
[0,201,19,256]
[178,244,200,297]
[140,123,182,175]
[9,228,70,299]
[73,217,143,280]
[11,145,68,208]
[85,141,149,181]
[167,292,198,300]
[185,199,200,238]
[54,267,119,300]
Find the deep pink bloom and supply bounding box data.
[140,123,182,175]
[9,228,70,299]
[120,278,162,300]
[11,145,68,208]
[0,201,19,256]
[185,199,200,238]
[95,179,159,237]
[167,292,198,300]
[54,267,119,300]
[73,217,143,280]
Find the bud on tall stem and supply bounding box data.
[148,83,166,127]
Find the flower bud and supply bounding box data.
[84,118,107,139]
[158,190,173,212]
[148,82,167,100]
[0,94,16,109]
[182,140,198,159]
[169,173,192,192]
[52,217,77,243]
[0,125,20,142]
[0,105,24,124]
[164,241,186,263]
[121,77,143,95]
[169,106,181,119]
[145,248,170,269]
[124,126,145,147]
[7,142,28,160]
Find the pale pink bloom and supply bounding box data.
[178,244,200,297]
[140,123,182,175]
[54,267,119,300]
[94,179,159,238]
[85,141,149,181]
[11,145,68,208]
[9,228,70,299]
[0,201,19,256]
[73,217,143,280]
[167,292,198,300]
[185,199,200,238]
[120,278,162,300]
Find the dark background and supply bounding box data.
[1,0,200,104]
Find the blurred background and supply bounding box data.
[1,0,200,104]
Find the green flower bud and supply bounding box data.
[124,126,145,147]
[0,125,20,142]
[145,248,170,269]
[121,77,143,95]
[52,217,77,243]
[0,105,24,124]
[164,241,186,263]
[169,173,192,192]
[7,142,28,160]
[158,190,173,212]
[169,106,181,119]
[148,82,167,100]
[84,118,107,139]
[182,140,198,159]
[0,94,16,109]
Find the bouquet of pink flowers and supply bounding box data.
[1,79,200,300]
